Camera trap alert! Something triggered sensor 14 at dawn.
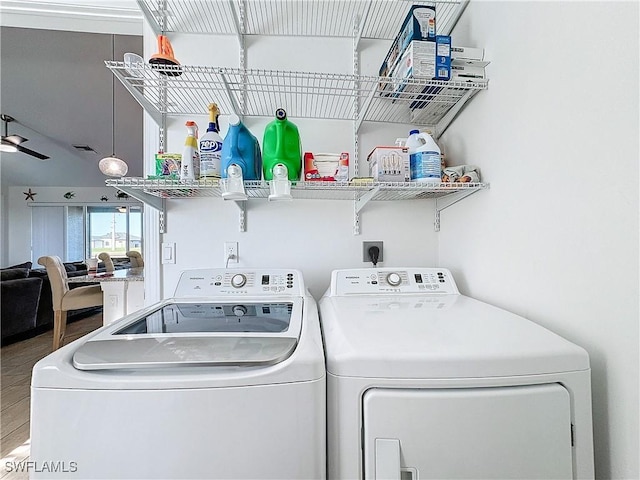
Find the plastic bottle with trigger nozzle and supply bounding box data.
[181,121,199,181]
[262,108,302,181]
[406,129,442,183]
[199,103,223,178]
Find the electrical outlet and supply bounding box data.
[224,242,238,264]
[363,241,384,263]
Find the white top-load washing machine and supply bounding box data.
[30,269,325,480]
[319,268,594,480]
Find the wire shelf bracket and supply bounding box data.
[110,66,163,126]
[353,185,380,235]
[113,185,167,233]
[432,87,480,139]
[229,200,247,232]
[434,185,487,231]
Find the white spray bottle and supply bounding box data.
[181,121,199,181]
[199,103,223,178]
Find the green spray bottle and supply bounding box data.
[262,108,302,181]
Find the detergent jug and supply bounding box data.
[262,108,302,181]
[221,115,262,180]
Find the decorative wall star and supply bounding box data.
[23,188,37,201]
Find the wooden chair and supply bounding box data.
[98,252,115,272]
[126,251,144,268]
[37,256,103,351]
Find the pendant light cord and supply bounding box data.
[111,34,116,156]
[98,34,128,177]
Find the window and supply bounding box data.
[31,205,143,263]
[87,205,143,258]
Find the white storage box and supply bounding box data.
[367,146,410,182]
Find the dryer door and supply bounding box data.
[363,384,573,480]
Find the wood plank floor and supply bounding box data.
[1,313,102,479]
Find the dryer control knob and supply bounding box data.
[386,272,402,286]
[232,305,247,317]
[231,274,247,288]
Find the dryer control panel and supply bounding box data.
[174,269,305,297]
[330,268,460,296]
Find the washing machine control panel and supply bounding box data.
[331,268,459,295]
[174,269,304,297]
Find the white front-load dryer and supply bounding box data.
[319,268,594,480]
[30,269,325,479]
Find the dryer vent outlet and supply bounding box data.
[363,241,383,264]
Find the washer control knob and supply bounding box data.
[231,274,247,288]
[232,305,247,317]
[386,272,402,286]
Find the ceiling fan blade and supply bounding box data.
[15,143,50,160]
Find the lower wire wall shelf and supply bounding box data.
[106,178,489,233]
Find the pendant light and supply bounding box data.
[99,34,128,177]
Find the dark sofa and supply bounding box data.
[1,267,42,342]
[1,261,105,345]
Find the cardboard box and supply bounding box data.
[390,36,451,101]
[304,152,349,181]
[379,5,437,93]
[451,58,490,68]
[451,45,484,61]
[393,40,437,79]
[435,36,452,79]
[367,146,410,182]
[450,63,486,81]
[155,153,181,178]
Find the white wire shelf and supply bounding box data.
[137,0,468,38]
[108,62,486,128]
[107,177,488,201]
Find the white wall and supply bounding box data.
[439,2,639,479]
[142,2,639,479]
[149,32,443,299]
[4,186,141,267]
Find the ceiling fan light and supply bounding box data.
[99,155,128,177]
[0,142,18,153]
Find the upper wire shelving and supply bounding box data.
[136,0,469,38]
[116,0,489,233]
[108,61,486,132]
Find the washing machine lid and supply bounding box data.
[319,294,590,379]
[73,299,302,371]
[73,336,297,370]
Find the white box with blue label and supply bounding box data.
[379,5,437,93]
[391,36,451,100]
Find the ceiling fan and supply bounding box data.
[1,114,50,160]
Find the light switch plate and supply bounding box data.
[162,242,176,264]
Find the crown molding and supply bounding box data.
[0,1,143,35]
